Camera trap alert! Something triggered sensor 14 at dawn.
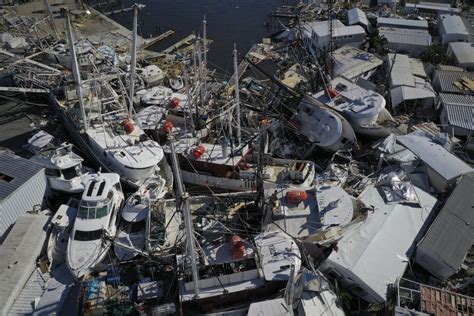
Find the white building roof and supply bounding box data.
[439,14,468,36]
[439,93,474,130]
[0,213,51,315]
[332,46,383,80]
[405,2,460,14]
[377,17,428,29]
[302,20,364,39]
[388,54,436,107]
[347,8,369,28]
[325,183,437,303]
[379,27,432,46]
[397,133,473,181]
[448,42,474,66]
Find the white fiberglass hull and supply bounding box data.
[48,176,85,194]
[181,167,315,192]
[67,239,111,279]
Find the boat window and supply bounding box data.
[45,168,61,177]
[62,166,79,180]
[97,181,106,196]
[86,181,96,196]
[124,221,145,234]
[77,195,112,219]
[74,229,103,241]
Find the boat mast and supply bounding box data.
[129,3,144,116]
[202,15,207,94]
[233,43,241,145]
[168,137,200,298]
[63,9,88,130]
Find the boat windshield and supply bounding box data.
[62,166,79,180]
[77,192,113,219]
[123,220,145,234]
[74,229,103,241]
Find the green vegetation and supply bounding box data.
[420,44,451,65]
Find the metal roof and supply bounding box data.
[416,172,474,280]
[379,27,432,46]
[325,183,437,303]
[388,54,435,107]
[397,133,473,181]
[405,2,460,13]
[347,8,369,27]
[0,153,43,201]
[0,213,51,315]
[434,70,474,94]
[302,19,349,37]
[332,46,383,79]
[439,14,468,36]
[439,93,474,130]
[448,42,474,65]
[377,17,428,29]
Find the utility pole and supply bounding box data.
[63,9,88,130]
[129,3,145,116]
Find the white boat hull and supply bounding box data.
[181,167,315,192]
[48,176,85,194]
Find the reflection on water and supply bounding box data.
[110,0,296,72]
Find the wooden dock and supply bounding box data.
[162,34,196,54]
[103,7,133,16]
[143,30,175,49]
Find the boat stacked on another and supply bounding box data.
[30,142,90,194]
[114,176,168,261]
[313,76,397,138]
[67,172,124,279]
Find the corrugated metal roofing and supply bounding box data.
[434,70,474,94]
[8,268,50,315]
[397,134,473,181]
[0,213,51,315]
[0,153,43,201]
[377,17,428,29]
[439,93,474,130]
[416,172,474,280]
[379,27,432,46]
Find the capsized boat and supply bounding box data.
[313,77,396,138]
[29,142,90,194]
[164,135,316,192]
[293,95,356,152]
[114,176,167,261]
[67,173,124,278]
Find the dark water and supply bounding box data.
[111,0,296,74]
